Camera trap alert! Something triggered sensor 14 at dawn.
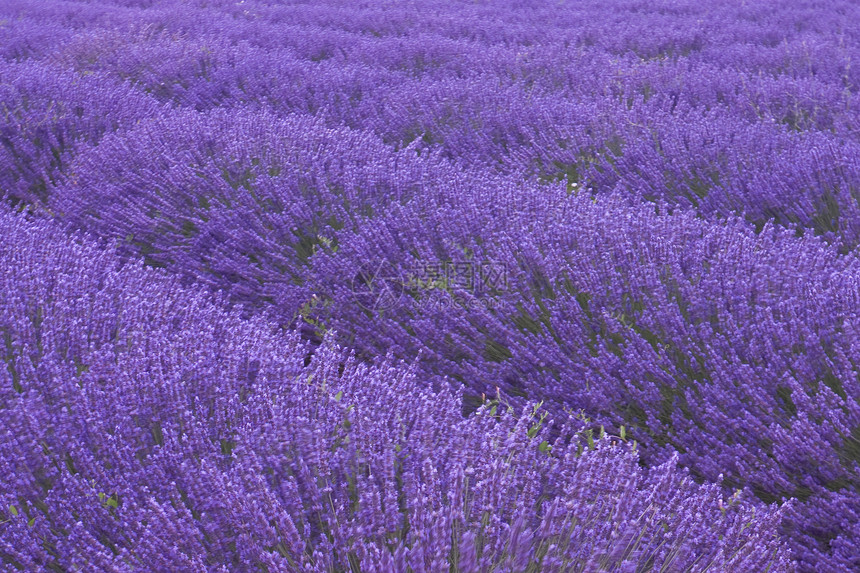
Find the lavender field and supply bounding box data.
[1,0,859,571]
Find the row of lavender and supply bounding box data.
[4,0,860,247]
[1,0,859,570]
[0,206,792,571]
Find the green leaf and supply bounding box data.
[106,496,118,508]
[620,426,626,441]
[334,391,343,402]
[8,505,17,517]
[27,517,35,527]
[538,440,552,453]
